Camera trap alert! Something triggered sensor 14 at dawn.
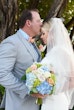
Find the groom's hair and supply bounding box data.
[18,9,39,28]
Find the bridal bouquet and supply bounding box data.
[22,62,56,105]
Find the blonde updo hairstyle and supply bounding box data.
[42,21,51,32]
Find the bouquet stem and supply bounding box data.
[36,98,42,105]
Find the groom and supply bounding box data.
[0,9,46,110]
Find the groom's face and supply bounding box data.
[29,11,42,37]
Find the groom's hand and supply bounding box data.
[31,93,48,99]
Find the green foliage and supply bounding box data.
[18,0,28,12]
[21,74,26,80]
[18,0,54,18]
[26,67,32,73]
[51,73,56,83]
[36,63,42,68]
[30,87,38,93]
[18,0,74,24]
[62,0,74,24]
[0,85,4,105]
[38,0,54,19]
[0,85,4,95]
[33,79,41,87]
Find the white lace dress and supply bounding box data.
[41,93,70,110]
[40,47,73,110]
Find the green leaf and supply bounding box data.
[30,91,34,94]
[31,88,38,93]
[33,79,41,87]
[26,67,31,73]
[36,63,42,68]
[21,74,26,80]
[0,85,5,95]
[51,73,56,82]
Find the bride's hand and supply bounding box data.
[31,93,48,99]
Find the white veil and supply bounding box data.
[41,18,74,93]
[47,18,73,54]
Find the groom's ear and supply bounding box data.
[26,20,32,27]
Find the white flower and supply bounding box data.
[36,73,45,82]
[43,71,51,78]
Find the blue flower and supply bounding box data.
[36,81,53,95]
[26,72,36,90]
[39,65,49,72]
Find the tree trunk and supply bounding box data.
[43,0,68,22]
[0,0,18,41]
[28,0,40,9]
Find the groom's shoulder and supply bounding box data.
[1,31,20,45]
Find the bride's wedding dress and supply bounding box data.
[41,93,69,110]
[40,18,74,110]
[40,46,74,110]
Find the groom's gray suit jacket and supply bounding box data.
[0,30,41,110]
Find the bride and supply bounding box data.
[39,18,74,110]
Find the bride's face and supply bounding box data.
[40,28,48,44]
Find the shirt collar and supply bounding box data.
[19,28,29,41]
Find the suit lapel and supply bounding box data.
[16,31,41,62]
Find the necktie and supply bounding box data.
[32,43,40,62]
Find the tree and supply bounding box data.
[0,0,73,41]
[43,0,74,42]
[43,0,69,22]
[0,0,18,41]
[28,0,40,9]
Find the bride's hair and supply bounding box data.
[42,22,50,32]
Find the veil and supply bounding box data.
[41,18,74,93]
[47,18,73,54]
